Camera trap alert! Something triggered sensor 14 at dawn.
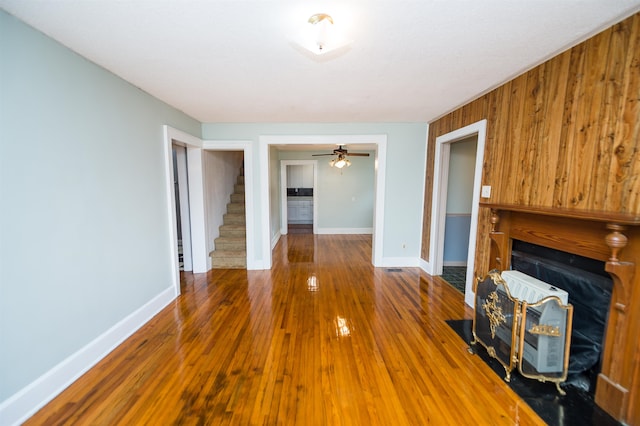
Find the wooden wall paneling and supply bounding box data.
[591,21,629,211]
[522,65,542,205]
[491,81,511,203]
[569,28,612,210]
[502,75,528,205]
[422,14,639,258]
[554,41,586,209]
[588,27,617,211]
[421,128,436,260]
[480,91,498,190]
[450,108,464,133]
[613,16,640,213]
[476,92,495,276]
[535,53,570,207]
[524,66,550,206]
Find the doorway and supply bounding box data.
[280,160,317,235]
[259,135,387,269]
[172,145,192,272]
[440,136,477,293]
[429,120,487,307]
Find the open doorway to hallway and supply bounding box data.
[260,135,388,269]
[440,135,478,294]
[172,144,192,272]
[281,160,317,236]
[429,119,486,307]
[204,151,246,269]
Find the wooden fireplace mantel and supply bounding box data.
[480,203,640,225]
[480,203,640,425]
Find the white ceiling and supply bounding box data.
[2,1,640,123]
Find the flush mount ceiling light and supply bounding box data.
[294,12,352,56]
[308,13,334,53]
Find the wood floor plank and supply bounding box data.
[24,234,545,425]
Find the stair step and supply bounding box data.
[210,250,247,258]
[223,213,245,225]
[237,175,245,185]
[231,193,245,203]
[219,224,246,238]
[227,203,245,214]
[210,250,247,269]
[234,184,245,193]
[215,237,246,251]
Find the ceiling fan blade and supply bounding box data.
[311,153,336,156]
[345,153,370,157]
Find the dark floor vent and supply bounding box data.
[386,268,403,272]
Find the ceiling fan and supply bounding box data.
[312,145,369,169]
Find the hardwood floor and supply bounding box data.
[25,234,544,425]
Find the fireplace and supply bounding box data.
[480,203,640,425]
[510,239,613,392]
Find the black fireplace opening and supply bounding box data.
[510,240,613,394]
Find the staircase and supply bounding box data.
[210,168,246,269]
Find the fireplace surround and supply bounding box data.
[480,203,640,425]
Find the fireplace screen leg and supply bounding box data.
[503,367,511,383]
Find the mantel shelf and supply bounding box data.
[480,203,640,226]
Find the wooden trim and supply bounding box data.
[480,203,640,225]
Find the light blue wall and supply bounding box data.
[0,11,200,402]
[446,137,476,214]
[278,150,375,230]
[202,123,428,259]
[443,215,472,262]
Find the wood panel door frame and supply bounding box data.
[428,120,486,307]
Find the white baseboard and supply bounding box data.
[271,231,281,249]
[315,227,373,235]
[419,258,433,275]
[0,287,176,426]
[379,257,420,268]
[247,260,267,270]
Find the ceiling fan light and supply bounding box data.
[332,157,351,169]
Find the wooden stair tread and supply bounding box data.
[210,250,247,258]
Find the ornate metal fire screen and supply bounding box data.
[471,270,574,394]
